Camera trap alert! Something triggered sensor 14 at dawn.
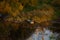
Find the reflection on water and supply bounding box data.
[27,28,59,40]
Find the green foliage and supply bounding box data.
[55,9,60,17]
[23,4,37,12]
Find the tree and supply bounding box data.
[0,0,56,40]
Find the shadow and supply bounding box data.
[9,20,37,40]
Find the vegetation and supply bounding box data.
[0,0,60,40]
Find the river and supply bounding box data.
[27,28,59,40]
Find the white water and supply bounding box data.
[27,28,57,40]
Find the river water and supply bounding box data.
[27,28,59,40]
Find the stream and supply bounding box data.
[27,28,60,40]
